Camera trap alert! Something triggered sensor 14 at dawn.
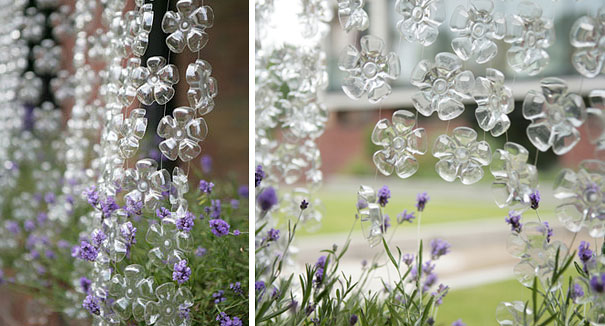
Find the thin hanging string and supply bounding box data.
[534,149,539,166]
[505,130,508,143]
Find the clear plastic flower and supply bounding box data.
[157,106,208,162]
[169,167,189,209]
[570,7,605,78]
[123,159,170,210]
[279,95,327,140]
[49,5,74,41]
[449,0,505,64]
[586,89,605,160]
[145,219,192,267]
[338,35,400,103]
[299,0,332,38]
[554,160,605,238]
[504,1,555,76]
[126,3,154,57]
[118,108,147,159]
[522,77,586,155]
[19,71,43,104]
[162,0,214,53]
[131,56,179,105]
[144,283,194,326]
[20,7,45,42]
[33,39,61,75]
[51,70,75,106]
[490,142,538,211]
[185,59,217,115]
[33,102,62,135]
[496,301,532,326]
[108,264,155,322]
[356,185,384,247]
[280,188,324,231]
[336,0,369,32]
[473,68,514,137]
[411,52,475,120]
[507,222,568,287]
[371,110,427,178]
[395,0,445,46]
[432,127,491,185]
[109,57,141,107]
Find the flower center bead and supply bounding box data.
[127,288,133,297]
[164,239,171,248]
[548,107,565,124]
[454,147,470,162]
[150,75,159,84]
[392,136,406,151]
[165,306,173,315]
[362,61,378,79]
[472,23,486,38]
[138,180,148,192]
[175,129,184,140]
[180,20,190,31]
[411,7,424,22]
[583,186,601,206]
[432,78,448,95]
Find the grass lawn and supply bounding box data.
[294,190,555,236]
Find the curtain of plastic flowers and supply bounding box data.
[0,0,220,325]
[255,0,330,272]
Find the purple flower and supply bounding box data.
[79,241,99,261]
[172,260,191,285]
[350,314,358,325]
[209,218,230,237]
[271,286,280,298]
[314,256,327,284]
[198,180,214,194]
[91,229,107,248]
[432,283,449,306]
[402,253,414,266]
[125,197,143,219]
[84,186,99,207]
[195,246,207,257]
[44,192,55,204]
[6,221,20,234]
[238,185,249,198]
[71,246,80,258]
[591,273,605,293]
[543,221,553,243]
[430,239,451,260]
[377,185,391,207]
[82,295,101,315]
[529,190,540,210]
[216,312,243,326]
[45,250,55,259]
[176,212,195,233]
[233,229,240,236]
[120,222,137,246]
[230,282,243,294]
[300,199,309,210]
[571,283,584,301]
[100,196,119,216]
[24,220,36,232]
[423,273,438,291]
[255,165,265,187]
[213,290,226,304]
[255,281,265,293]
[210,199,222,219]
[265,228,280,243]
[452,319,466,326]
[156,207,171,219]
[37,212,48,225]
[201,154,212,173]
[505,211,522,233]
[579,241,593,269]
[230,199,239,209]
[416,192,429,211]
[178,304,191,320]
[381,215,391,233]
[258,187,278,212]
[57,240,69,249]
[397,210,415,223]
[80,277,92,294]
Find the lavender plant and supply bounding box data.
[255,170,461,325]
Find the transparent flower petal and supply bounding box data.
[435,158,458,182]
